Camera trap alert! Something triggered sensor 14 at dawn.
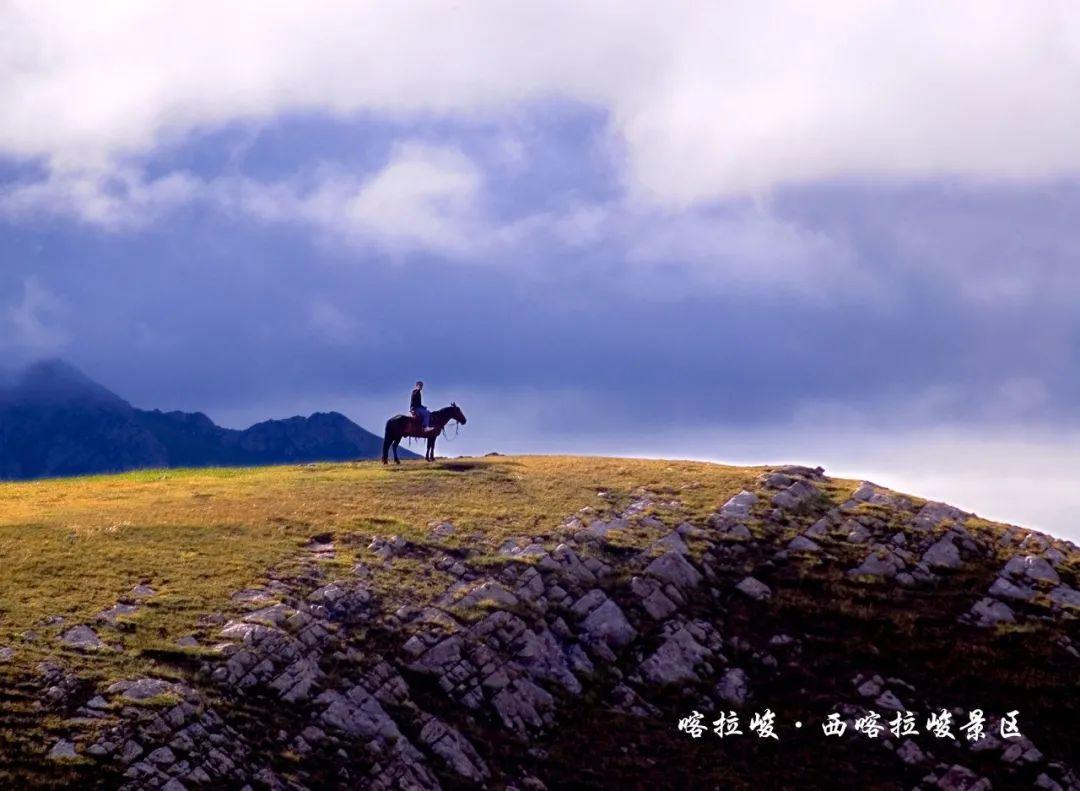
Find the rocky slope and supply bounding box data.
[1,461,1077,790]
[0,360,406,479]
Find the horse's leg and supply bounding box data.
[393,439,401,464]
[427,436,435,461]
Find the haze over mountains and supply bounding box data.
[0,360,402,479]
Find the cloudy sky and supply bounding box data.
[3,2,1080,539]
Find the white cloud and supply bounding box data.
[5,1,1079,297]
[0,141,485,256]
[0,165,199,228]
[220,142,484,257]
[2,1,1080,208]
[0,136,854,294]
[623,208,864,297]
[5,278,68,352]
[340,143,481,255]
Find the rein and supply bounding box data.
[440,419,462,442]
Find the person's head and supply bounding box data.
[415,380,423,390]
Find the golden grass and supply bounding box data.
[0,455,759,679]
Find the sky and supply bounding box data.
[2,2,1080,540]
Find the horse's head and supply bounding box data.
[450,401,467,425]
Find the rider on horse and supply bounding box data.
[383,392,466,464]
[410,381,431,433]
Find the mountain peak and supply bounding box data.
[0,366,405,479]
[3,359,129,408]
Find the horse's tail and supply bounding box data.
[382,421,394,463]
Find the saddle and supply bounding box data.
[408,411,432,436]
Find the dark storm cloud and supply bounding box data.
[2,117,1078,440]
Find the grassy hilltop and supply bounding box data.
[0,456,1077,790]
[0,456,754,677]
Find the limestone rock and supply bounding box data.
[923,537,962,570]
[318,685,401,740]
[896,739,925,765]
[988,576,1035,602]
[771,480,819,510]
[735,577,771,601]
[714,668,751,706]
[968,597,1015,627]
[61,625,103,650]
[108,677,177,701]
[630,576,678,620]
[47,740,77,760]
[787,535,821,552]
[933,764,991,791]
[644,551,702,591]
[852,481,881,501]
[718,491,756,519]
[579,598,637,651]
[457,580,520,610]
[651,531,689,555]
[917,502,970,527]
[1048,585,1080,609]
[1003,555,1060,585]
[492,678,554,735]
[428,520,456,539]
[368,535,407,561]
[849,549,904,579]
[640,627,711,685]
[706,518,753,540]
[844,521,872,544]
[419,716,488,782]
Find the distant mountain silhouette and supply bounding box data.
[0,359,411,479]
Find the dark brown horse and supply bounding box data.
[382,403,467,464]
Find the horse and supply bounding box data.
[382,403,467,464]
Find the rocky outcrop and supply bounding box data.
[8,466,1080,790]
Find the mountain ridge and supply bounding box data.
[0,359,410,479]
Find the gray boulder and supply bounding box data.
[735,577,771,601]
[645,551,702,591]
[714,668,751,706]
[640,627,711,685]
[923,537,962,570]
[917,502,969,526]
[47,740,77,760]
[771,480,818,510]
[1003,555,1060,585]
[457,581,519,610]
[719,491,757,518]
[848,549,903,579]
[969,597,1015,627]
[988,577,1036,602]
[419,716,488,782]
[787,536,821,552]
[1048,585,1080,609]
[630,576,678,620]
[844,521,872,544]
[61,625,103,650]
[579,598,637,650]
[108,677,177,701]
